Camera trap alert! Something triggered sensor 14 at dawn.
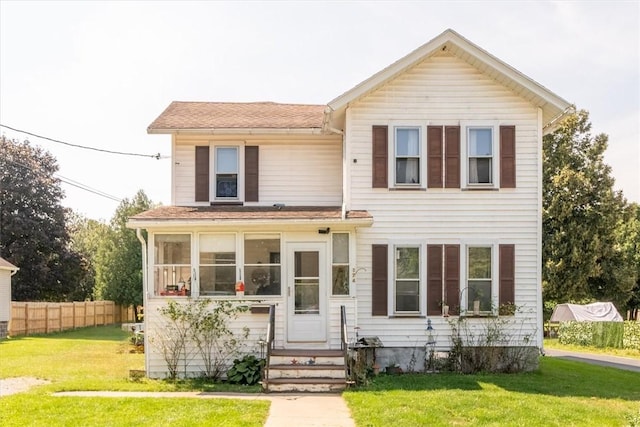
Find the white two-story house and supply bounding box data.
[128,29,571,386]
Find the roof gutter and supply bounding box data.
[127,217,373,229]
[147,127,325,136]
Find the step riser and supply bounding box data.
[269,356,344,366]
[268,369,345,379]
[267,383,346,393]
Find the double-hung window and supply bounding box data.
[199,234,236,296]
[395,246,420,313]
[467,246,492,312]
[467,127,494,185]
[153,234,191,296]
[215,147,239,199]
[395,127,421,185]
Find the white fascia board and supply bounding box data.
[147,127,325,136]
[126,218,374,230]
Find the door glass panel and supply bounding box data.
[294,251,319,314]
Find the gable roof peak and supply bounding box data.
[327,29,571,129]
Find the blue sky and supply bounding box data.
[1,1,638,220]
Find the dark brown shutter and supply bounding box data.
[372,244,388,316]
[444,126,460,188]
[427,245,443,315]
[500,126,516,188]
[499,244,515,309]
[195,146,210,202]
[245,146,259,202]
[427,126,443,188]
[444,244,460,315]
[372,126,388,188]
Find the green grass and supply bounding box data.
[0,326,269,426]
[544,338,640,360]
[344,358,640,426]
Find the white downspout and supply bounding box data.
[135,228,149,376]
[324,106,346,220]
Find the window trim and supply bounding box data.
[461,243,499,315]
[389,124,426,188]
[461,122,500,189]
[392,244,423,315]
[211,143,245,201]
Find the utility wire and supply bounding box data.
[0,124,166,159]
[2,157,123,203]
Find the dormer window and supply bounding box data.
[215,147,239,199]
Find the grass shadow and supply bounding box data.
[2,325,130,343]
[347,357,640,402]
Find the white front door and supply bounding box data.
[286,242,327,343]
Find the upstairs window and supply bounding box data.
[216,147,238,198]
[395,127,421,185]
[467,128,493,185]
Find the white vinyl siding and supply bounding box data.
[173,135,342,206]
[346,53,541,346]
[0,270,12,322]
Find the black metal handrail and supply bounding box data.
[263,304,275,390]
[340,305,350,384]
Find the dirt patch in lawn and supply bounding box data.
[0,377,51,397]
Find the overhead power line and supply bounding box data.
[0,123,167,159]
[2,157,123,203]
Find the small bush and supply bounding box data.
[226,354,265,386]
[559,321,640,349]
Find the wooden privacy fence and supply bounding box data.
[9,301,136,336]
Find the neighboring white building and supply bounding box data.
[0,257,18,339]
[128,29,571,382]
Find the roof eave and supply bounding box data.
[127,217,374,229]
[147,127,326,135]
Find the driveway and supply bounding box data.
[544,348,640,372]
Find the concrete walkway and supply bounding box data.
[544,348,640,372]
[54,391,355,427]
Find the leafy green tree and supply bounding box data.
[94,190,153,316]
[67,212,110,301]
[619,203,640,314]
[542,110,635,308]
[0,136,85,301]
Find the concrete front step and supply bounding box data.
[265,348,347,392]
[266,377,347,393]
[269,364,345,379]
[269,349,345,366]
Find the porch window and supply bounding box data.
[332,233,349,295]
[153,234,191,296]
[395,246,420,313]
[215,147,238,198]
[199,234,236,296]
[244,234,281,296]
[467,246,492,312]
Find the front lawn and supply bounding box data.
[0,326,269,426]
[344,357,640,426]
